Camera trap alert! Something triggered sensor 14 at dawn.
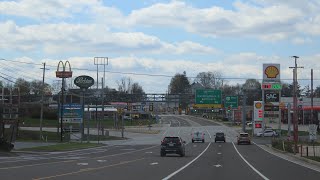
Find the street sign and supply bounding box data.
[309,124,318,141]
[195,89,221,104]
[225,96,238,109]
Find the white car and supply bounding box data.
[256,129,278,137]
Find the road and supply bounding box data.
[0,115,320,180]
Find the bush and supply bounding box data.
[272,139,295,153]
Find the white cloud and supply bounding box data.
[1,0,319,44]
[0,21,217,56]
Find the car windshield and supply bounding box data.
[240,134,249,137]
[164,137,180,143]
[216,133,224,136]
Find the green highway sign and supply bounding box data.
[195,89,221,104]
[225,96,238,109]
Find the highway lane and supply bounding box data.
[1,115,319,180]
[237,143,320,180]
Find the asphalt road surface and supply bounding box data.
[0,115,319,180]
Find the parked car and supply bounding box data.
[246,121,253,126]
[214,132,226,143]
[237,132,251,145]
[256,129,278,137]
[191,131,205,143]
[160,136,186,157]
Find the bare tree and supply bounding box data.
[194,71,224,89]
[117,77,132,93]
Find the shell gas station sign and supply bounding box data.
[263,64,280,82]
[253,101,263,134]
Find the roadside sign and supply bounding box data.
[253,101,263,121]
[225,96,238,109]
[309,124,318,141]
[195,89,221,104]
[59,104,83,123]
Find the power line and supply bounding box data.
[2,58,320,81]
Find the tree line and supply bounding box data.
[1,71,320,105]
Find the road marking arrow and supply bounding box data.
[214,164,222,168]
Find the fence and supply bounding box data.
[300,145,320,157]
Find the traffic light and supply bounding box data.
[227,106,231,112]
[149,103,153,112]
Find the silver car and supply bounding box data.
[256,129,278,137]
[191,131,205,143]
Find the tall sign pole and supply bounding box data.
[74,75,94,142]
[262,64,281,136]
[56,61,72,142]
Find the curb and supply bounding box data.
[262,144,320,167]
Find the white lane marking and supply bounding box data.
[214,164,222,167]
[162,130,212,180]
[253,142,320,173]
[150,162,158,165]
[145,152,153,154]
[193,145,197,147]
[162,121,171,136]
[177,120,182,135]
[217,152,222,155]
[232,142,269,180]
[77,163,88,166]
[219,145,222,147]
[205,129,212,139]
[120,149,136,151]
[97,160,106,163]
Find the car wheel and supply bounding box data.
[160,151,166,157]
[180,151,185,157]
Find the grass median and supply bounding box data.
[19,142,104,152]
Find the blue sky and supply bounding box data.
[1,0,320,93]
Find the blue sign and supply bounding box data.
[59,104,83,123]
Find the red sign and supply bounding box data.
[56,71,72,78]
[258,110,263,118]
[255,123,262,128]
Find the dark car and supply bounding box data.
[160,136,186,157]
[237,133,251,145]
[214,132,226,143]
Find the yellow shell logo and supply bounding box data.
[255,102,262,109]
[265,66,279,78]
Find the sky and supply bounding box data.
[1,0,320,94]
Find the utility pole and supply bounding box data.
[289,56,303,152]
[94,57,108,142]
[311,69,314,124]
[40,63,49,141]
